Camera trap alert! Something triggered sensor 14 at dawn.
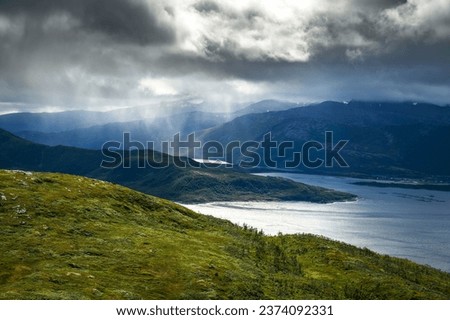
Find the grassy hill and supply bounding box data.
[0,128,354,203]
[0,170,449,299]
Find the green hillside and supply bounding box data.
[0,128,354,203]
[0,170,449,299]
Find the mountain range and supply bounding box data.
[3,100,449,180]
[0,99,221,133]
[0,100,295,150]
[0,129,353,203]
[198,101,450,179]
[16,111,231,150]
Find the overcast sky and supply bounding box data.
[0,0,449,113]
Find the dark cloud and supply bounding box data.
[0,0,176,45]
[79,0,175,45]
[0,0,449,111]
[350,0,407,10]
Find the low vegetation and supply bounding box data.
[0,170,449,299]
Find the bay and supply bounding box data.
[185,172,450,272]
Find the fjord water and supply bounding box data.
[185,172,450,272]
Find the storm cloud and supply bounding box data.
[0,0,449,113]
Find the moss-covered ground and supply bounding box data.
[1,170,449,299]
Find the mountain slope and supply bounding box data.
[198,101,450,178]
[0,129,354,203]
[0,100,297,136]
[0,170,448,299]
[0,110,111,133]
[15,111,232,150]
[0,100,218,134]
[233,99,300,116]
